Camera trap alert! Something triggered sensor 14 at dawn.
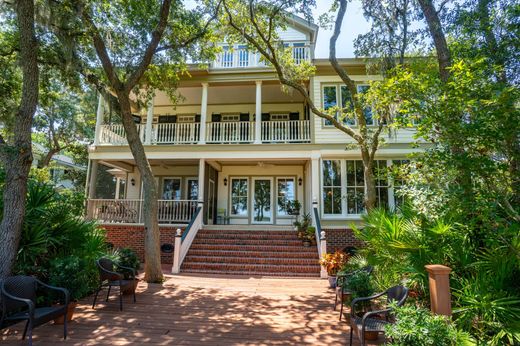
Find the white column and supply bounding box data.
[145,98,154,145]
[198,158,205,203]
[115,177,121,199]
[311,154,320,206]
[199,83,208,144]
[93,94,104,145]
[254,80,262,144]
[320,231,328,278]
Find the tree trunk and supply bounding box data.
[37,148,60,168]
[117,93,163,283]
[417,0,451,83]
[0,0,38,278]
[361,150,377,212]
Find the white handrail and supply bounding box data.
[152,123,200,144]
[98,124,146,145]
[261,120,311,143]
[179,205,203,264]
[87,199,197,223]
[206,121,255,143]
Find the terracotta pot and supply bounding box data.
[54,301,77,324]
[122,278,139,295]
[328,276,337,288]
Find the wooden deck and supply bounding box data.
[1,271,383,345]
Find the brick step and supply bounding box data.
[189,244,317,252]
[195,232,300,240]
[181,262,320,274]
[184,255,318,265]
[198,230,296,235]
[181,268,320,277]
[192,238,303,246]
[186,249,319,259]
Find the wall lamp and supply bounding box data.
[224,177,228,186]
[298,177,303,186]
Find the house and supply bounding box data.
[33,143,85,190]
[85,16,420,276]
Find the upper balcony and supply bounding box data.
[211,43,311,69]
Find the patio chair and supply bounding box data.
[349,285,409,346]
[92,258,137,311]
[1,276,70,346]
[334,266,373,321]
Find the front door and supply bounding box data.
[252,178,273,224]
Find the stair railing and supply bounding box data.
[313,199,328,278]
[172,202,203,273]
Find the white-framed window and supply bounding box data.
[185,178,199,200]
[270,113,289,121]
[321,159,407,217]
[162,177,181,200]
[230,177,248,216]
[345,160,365,214]
[177,115,195,123]
[222,114,240,122]
[391,159,409,208]
[322,160,342,215]
[322,84,374,126]
[237,45,249,67]
[276,177,296,217]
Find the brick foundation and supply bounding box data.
[101,224,185,264]
[323,229,364,254]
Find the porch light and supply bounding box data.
[298,177,303,186]
[224,177,228,186]
[131,178,136,186]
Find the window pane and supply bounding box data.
[231,178,248,215]
[355,187,365,214]
[323,187,342,214]
[323,160,341,187]
[187,179,198,200]
[162,178,181,200]
[346,160,355,186]
[277,178,295,216]
[323,86,337,110]
[341,86,356,125]
[355,161,364,186]
[357,85,373,125]
[332,187,342,214]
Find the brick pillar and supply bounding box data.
[425,264,452,316]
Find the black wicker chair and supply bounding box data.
[92,258,137,311]
[0,276,69,346]
[334,266,373,321]
[349,285,409,346]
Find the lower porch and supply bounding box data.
[86,158,313,226]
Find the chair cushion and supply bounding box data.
[352,316,389,332]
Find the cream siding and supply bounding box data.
[277,26,308,42]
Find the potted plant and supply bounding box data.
[286,200,302,215]
[319,250,350,288]
[48,256,91,324]
[293,212,311,241]
[116,248,140,294]
[303,226,316,247]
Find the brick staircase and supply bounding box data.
[181,229,321,277]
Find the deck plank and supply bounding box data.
[1,272,383,345]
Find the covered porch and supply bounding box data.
[85,156,321,227]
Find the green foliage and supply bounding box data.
[116,248,140,272]
[339,254,368,274]
[385,304,475,346]
[344,270,374,300]
[3,179,108,300]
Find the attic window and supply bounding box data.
[177,115,195,123]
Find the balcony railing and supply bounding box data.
[97,120,311,145]
[262,120,311,143]
[206,121,255,143]
[152,123,200,144]
[87,199,198,224]
[212,46,310,69]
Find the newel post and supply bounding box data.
[172,229,182,274]
[425,264,452,316]
[320,231,328,279]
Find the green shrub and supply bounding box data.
[48,256,93,301]
[345,270,374,300]
[116,248,140,272]
[385,304,475,346]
